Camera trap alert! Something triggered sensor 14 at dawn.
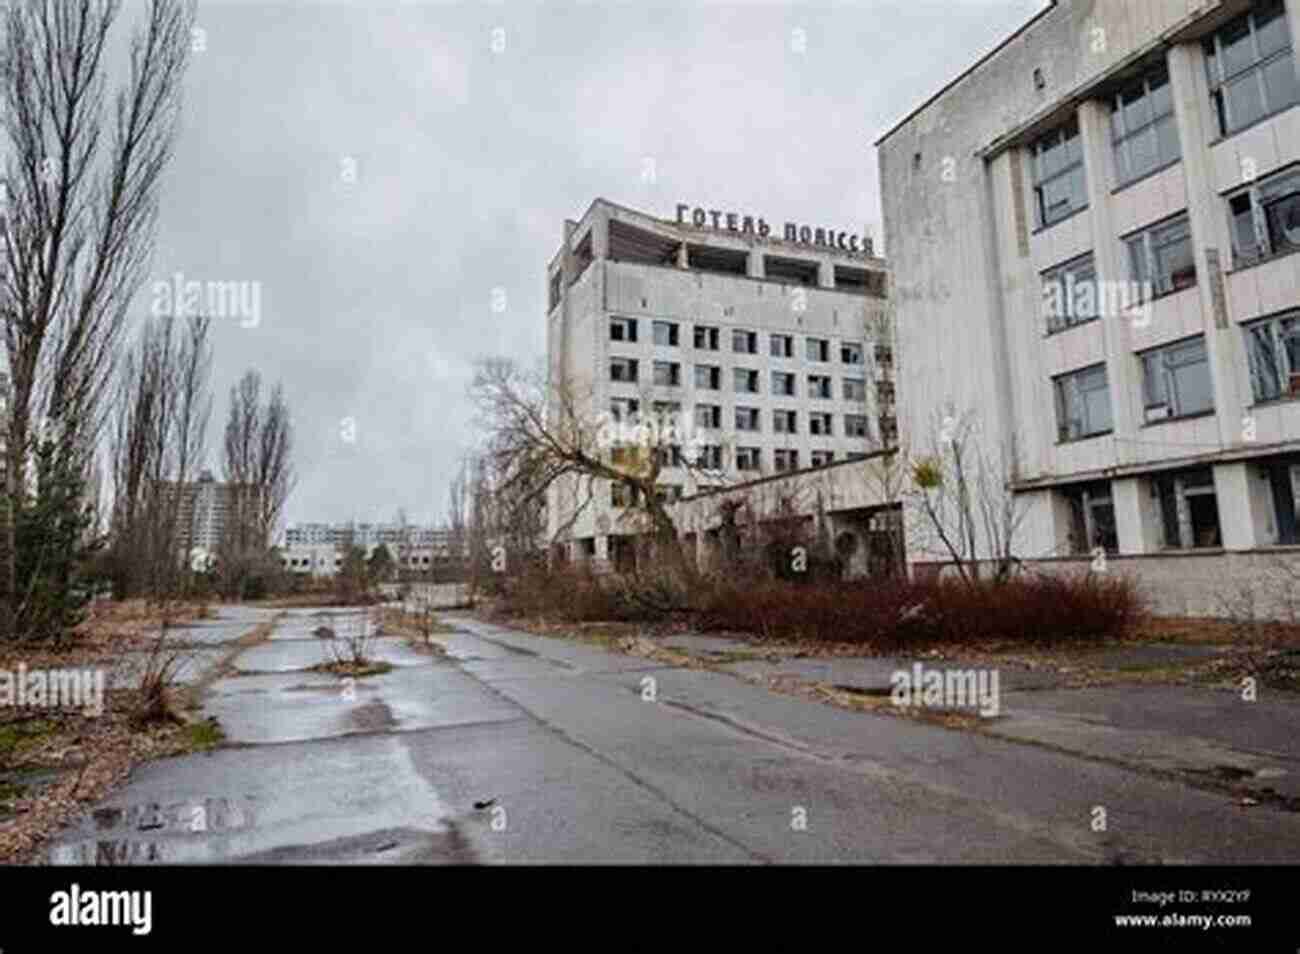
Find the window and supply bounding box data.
[841,342,864,364]
[843,377,867,401]
[694,325,720,350]
[1127,214,1196,297]
[733,368,760,393]
[610,317,638,342]
[736,447,762,472]
[808,374,832,399]
[653,320,679,347]
[1262,456,1300,543]
[845,414,870,438]
[772,371,796,396]
[610,357,638,383]
[1064,481,1118,555]
[652,361,680,387]
[1140,337,1213,421]
[732,329,758,354]
[806,338,829,361]
[1110,64,1179,186]
[1227,165,1300,266]
[656,444,684,468]
[1054,363,1112,441]
[610,397,640,423]
[1244,311,1300,401]
[774,449,800,472]
[692,444,723,470]
[1041,253,1098,333]
[695,364,721,390]
[810,450,834,468]
[1204,0,1299,138]
[651,402,682,434]
[1031,120,1087,228]
[809,412,833,436]
[735,406,761,431]
[1153,468,1221,548]
[770,334,794,358]
[773,409,797,434]
[694,403,721,429]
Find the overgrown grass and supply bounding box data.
[0,718,59,760]
[697,574,1146,649]
[490,563,1145,650]
[489,563,684,623]
[184,718,225,752]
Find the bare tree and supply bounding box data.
[109,314,211,602]
[469,357,723,582]
[217,370,294,597]
[445,457,469,581]
[909,405,1027,585]
[0,0,196,637]
[220,370,294,550]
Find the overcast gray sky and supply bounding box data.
[147,0,1046,530]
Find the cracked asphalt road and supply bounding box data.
[47,608,1300,864]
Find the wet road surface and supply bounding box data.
[47,609,1300,864]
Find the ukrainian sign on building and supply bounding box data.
[675,203,874,255]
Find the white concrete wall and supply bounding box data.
[880,0,1300,574]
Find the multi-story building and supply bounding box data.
[154,469,247,558]
[280,521,455,576]
[877,0,1300,614]
[546,198,893,564]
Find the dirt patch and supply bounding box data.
[309,660,394,678]
[0,611,278,865]
[0,699,234,864]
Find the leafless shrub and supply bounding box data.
[131,620,190,726]
[325,612,375,669]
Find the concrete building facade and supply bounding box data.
[153,469,248,565]
[877,0,1300,614]
[546,198,894,565]
[281,522,454,577]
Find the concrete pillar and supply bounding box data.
[591,208,609,260]
[817,260,835,289]
[1214,461,1268,550]
[1114,476,1160,554]
[1077,99,1136,463]
[747,248,763,279]
[1168,42,1244,452]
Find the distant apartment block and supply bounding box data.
[877,0,1300,614]
[280,521,455,575]
[154,469,248,554]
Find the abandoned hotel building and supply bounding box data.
[545,198,899,576]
